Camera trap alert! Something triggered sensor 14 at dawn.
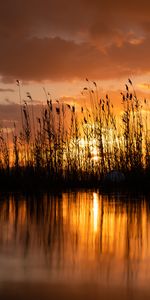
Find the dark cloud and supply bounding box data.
[0,0,149,82]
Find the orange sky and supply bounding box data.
[0,0,150,123]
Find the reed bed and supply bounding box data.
[0,79,150,190]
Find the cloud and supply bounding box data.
[0,0,149,82]
[0,88,14,92]
[138,83,150,90]
[0,103,43,134]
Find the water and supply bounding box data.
[0,190,150,299]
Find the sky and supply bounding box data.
[0,0,150,116]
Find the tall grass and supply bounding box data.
[0,79,150,189]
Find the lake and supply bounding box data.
[0,190,150,299]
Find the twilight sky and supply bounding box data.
[0,0,150,108]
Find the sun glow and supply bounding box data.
[79,138,99,161]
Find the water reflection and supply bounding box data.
[0,191,150,289]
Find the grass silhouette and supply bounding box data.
[0,79,149,191]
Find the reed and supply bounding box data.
[0,80,149,190]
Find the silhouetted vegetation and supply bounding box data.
[0,79,150,190]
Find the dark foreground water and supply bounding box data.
[0,190,150,299]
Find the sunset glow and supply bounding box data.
[0,0,149,125]
[0,2,150,300]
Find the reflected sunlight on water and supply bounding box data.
[0,191,150,291]
[93,192,99,232]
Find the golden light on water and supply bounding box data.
[93,192,99,232]
[0,192,150,288]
